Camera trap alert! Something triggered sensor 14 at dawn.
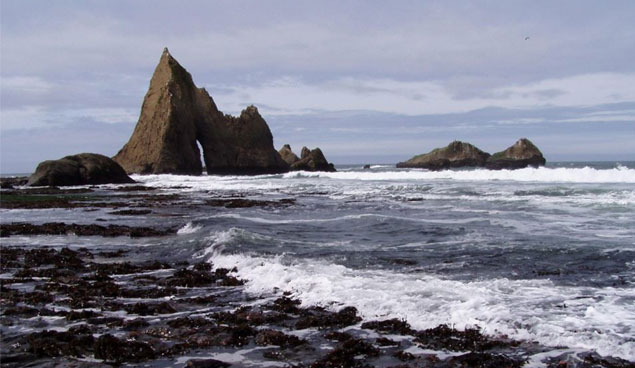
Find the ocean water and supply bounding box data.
[2,161,635,363]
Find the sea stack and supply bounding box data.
[28,153,134,186]
[396,141,490,170]
[113,48,288,175]
[278,144,300,166]
[486,138,546,169]
[278,144,336,172]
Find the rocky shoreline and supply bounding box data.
[1,186,632,367]
[1,246,631,368]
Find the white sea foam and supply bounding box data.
[283,166,635,183]
[209,251,635,360]
[177,222,202,235]
[131,173,286,192]
[208,212,485,225]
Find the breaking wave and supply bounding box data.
[209,251,635,361]
[283,166,635,183]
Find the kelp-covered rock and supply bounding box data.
[486,138,546,169]
[27,153,134,187]
[113,48,288,175]
[396,141,490,170]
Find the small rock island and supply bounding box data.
[278,145,336,172]
[397,138,546,170]
[27,153,134,187]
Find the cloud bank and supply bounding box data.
[1,1,634,172]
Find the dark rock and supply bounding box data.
[108,209,152,216]
[194,261,212,271]
[3,306,40,317]
[206,198,295,208]
[361,318,414,335]
[164,268,215,287]
[0,191,126,209]
[270,296,302,314]
[414,324,515,351]
[393,350,416,361]
[94,334,155,363]
[167,317,215,329]
[0,222,175,237]
[124,301,176,316]
[66,310,100,321]
[290,147,336,172]
[87,316,124,326]
[324,331,353,342]
[486,138,546,169]
[123,318,150,330]
[112,185,156,192]
[363,164,371,169]
[397,141,490,170]
[311,338,379,368]
[27,153,134,187]
[255,329,306,348]
[375,337,400,346]
[113,48,288,175]
[26,330,95,358]
[296,306,361,329]
[449,351,525,368]
[0,176,28,189]
[186,359,231,368]
[278,144,300,165]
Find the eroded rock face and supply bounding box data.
[486,138,546,170]
[396,141,490,170]
[113,48,288,175]
[279,145,336,172]
[279,144,300,165]
[27,153,134,187]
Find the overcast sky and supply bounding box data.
[1,1,634,173]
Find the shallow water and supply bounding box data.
[2,161,634,363]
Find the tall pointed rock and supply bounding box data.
[114,48,207,174]
[114,48,288,175]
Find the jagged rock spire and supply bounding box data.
[114,49,288,175]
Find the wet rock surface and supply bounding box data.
[0,222,175,237]
[0,245,629,367]
[27,153,134,187]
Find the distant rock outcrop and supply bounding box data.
[28,153,134,187]
[113,48,288,175]
[292,147,336,172]
[278,144,300,165]
[485,138,546,169]
[396,141,490,170]
[278,144,336,172]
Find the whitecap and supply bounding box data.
[282,166,635,184]
[177,222,202,235]
[210,253,635,361]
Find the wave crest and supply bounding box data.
[283,166,635,183]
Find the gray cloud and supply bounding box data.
[1,0,634,172]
